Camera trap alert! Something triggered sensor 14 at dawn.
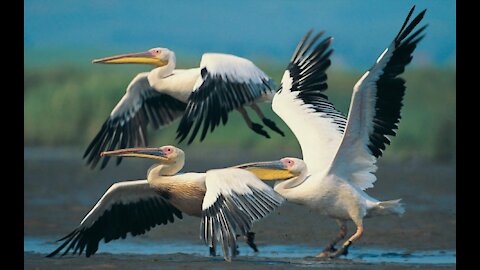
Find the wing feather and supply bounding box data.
[47,180,182,257]
[273,31,346,174]
[328,6,427,190]
[176,53,276,144]
[200,168,285,261]
[83,73,186,169]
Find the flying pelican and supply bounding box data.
[259,6,427,258]
[84,50,285,169]
[47,146,299,261]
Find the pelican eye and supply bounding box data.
[163,147,174,154]
[282,158,295,167]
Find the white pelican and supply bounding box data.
[47,146,299,261]
[265,6,427,257]
[84,50,285,169]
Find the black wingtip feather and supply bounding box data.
[284,29,347,133]
[290,29,314,63]
[396,7,427,43]
[47,196,183,257]
[367,7,427,158]
[83,93,185,169]
[46,229,79,258]
[395,5,416,40]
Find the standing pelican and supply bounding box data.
[85,50,285,169]
[262,6,427,257]
[47,146,299,261]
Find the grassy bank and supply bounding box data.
[24,64,455,162]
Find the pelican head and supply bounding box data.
[92,47,174,67]
[101,145,184,164]
[280,157,307,176]
[234,157,305,181]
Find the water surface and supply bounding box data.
[25,237,455,265]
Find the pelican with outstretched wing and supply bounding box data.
[258,6,427,258]
[48,146,300,261]
[85,51,284,169]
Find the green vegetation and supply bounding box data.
[24,63,455,162]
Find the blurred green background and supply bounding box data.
[24,64,456,162]
[24,0,456,163]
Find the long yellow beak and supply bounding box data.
[92,51,167,66]
[101,147,170,161]
[234,160,299,181]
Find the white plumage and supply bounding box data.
[194,53,269,88]
[80,180,157,226]
[272,80,345,175]
[202,168,280,209]
[201,168,285,261]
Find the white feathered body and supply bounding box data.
[275,172,402,222]
[149,69,199,103]
[147,53,275,104]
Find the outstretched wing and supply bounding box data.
[84,72,186,169]
[327,6,427,190]
[176,53,276,144]
[200,168,285,261]
[272,30,347,174]
[47,180,183,257]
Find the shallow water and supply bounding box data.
[25,237,455,265]
[25,149,456,269]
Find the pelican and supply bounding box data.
[84,50,285,169]
[47,146,300,261]
[262,6,427,257]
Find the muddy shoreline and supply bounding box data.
[24,149,456,269]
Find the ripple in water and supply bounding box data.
[24,237,455,265]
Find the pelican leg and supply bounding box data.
[237,107,270,138]
[316,220,347,258]
[233,240,240,256]
[250,103,285,136]
[209,246,216,257]
[233,231,258,255]
[329,225,364,258]
[245,231,259,252]
[209,238,217,256]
